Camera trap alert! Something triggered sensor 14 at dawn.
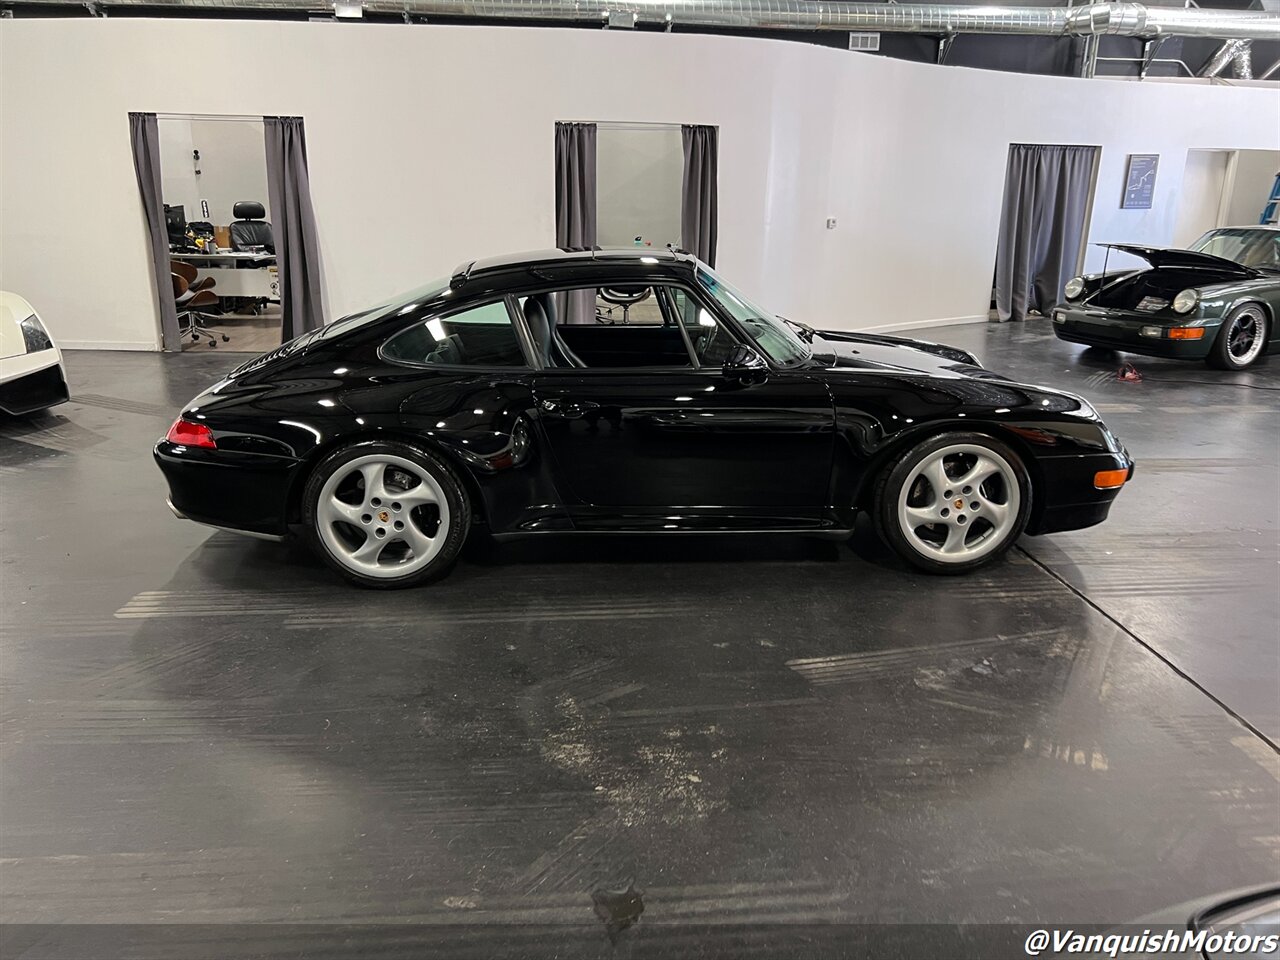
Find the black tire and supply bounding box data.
[873,431,1031,575]
[1206,303,1269,370]
[303,439,471,589]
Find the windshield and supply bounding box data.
[1190,229,1280,271]
[695,267,811,366]
[316,276,451,340]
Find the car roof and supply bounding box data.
[450,247,697,288]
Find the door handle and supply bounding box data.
[540,398,598,419]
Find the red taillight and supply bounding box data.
[166,418,216,449]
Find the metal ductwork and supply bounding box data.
[1199,38,1254,78]
[1232,40,1254,78]
[15,0,1280,43]
[1200,38,1248,76]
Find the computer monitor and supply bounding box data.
[164,204,186,242]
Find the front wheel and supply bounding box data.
[873,432,1031,575]
[303,440,471,589]
[1207,304,1268,370]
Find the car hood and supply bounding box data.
[809,330,997,379]
[1099,243,1258,277]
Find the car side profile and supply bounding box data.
[155,249,1132,588]
[1052,226,1280,369]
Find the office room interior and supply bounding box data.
[158,116,280,351]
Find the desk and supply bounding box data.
[172,251,278,300]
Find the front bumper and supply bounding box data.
[1025,445,1134,536]
[155,440,297,537]
[0,362,70,415]
[1050,305,1213,360]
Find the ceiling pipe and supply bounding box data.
[1199,37,1250,77]
[10,0,1280,42]
[1232,41,1254,79]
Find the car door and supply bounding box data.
[385,297,570,535]
[529,282,836,530]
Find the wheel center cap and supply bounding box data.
[953,498,964,510]
[378,510,390,523]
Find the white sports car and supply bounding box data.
[0,291,69,415]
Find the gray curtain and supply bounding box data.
[128,112,181,352]
[265,117,325,340]
[681,125,719,267]
[994,144,1096,322]
[554,122,597,324]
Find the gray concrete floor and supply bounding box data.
[1,320,1277,957]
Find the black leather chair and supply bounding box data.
[229,201,275,253]
[523,295,585,368]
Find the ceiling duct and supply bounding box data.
[1232,41,1254,78]
[12,0,1280,42]
[1199,38,1253,78]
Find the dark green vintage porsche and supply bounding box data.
[1052,226,1280,370]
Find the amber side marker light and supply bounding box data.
[1168,327,1205,340]
[1094,469,1129,489]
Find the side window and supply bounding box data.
[383,300,526,367]
[594,286,666,326]
[523,285,696,369]
[665,287,736,367]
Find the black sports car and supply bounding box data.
[1052,226,1280,369]
[155,250,1133,588]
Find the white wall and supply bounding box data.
[1173,150,1231,248]
[1224,149,1280,227]
[596,124,684,250]
[158,118,271,227]
[1,19,1277,350]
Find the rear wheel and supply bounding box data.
[874,432,1031,575]
[1207,304,1268,370]
[303,440,470,589]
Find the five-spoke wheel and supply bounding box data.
[304,441,469,588]
[875,433,1030,574]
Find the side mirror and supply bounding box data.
[722,344,769,384]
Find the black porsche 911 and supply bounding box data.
[155,249,1132,588]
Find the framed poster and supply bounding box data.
[1122,154,1159,209]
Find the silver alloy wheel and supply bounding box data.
[1227,307,1266,366]
[315,454,450,579]
[896,443,1021,564]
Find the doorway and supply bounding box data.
[1174,150,1232,248]
[595,122,684,251]
[554,120,719,268]
[157,115,281,352]
[992,143,1100,323]
[1222,150,1280,227]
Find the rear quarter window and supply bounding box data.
[382,300,527,367]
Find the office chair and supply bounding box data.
[229,201,274,254]
[170,259,217,295]
[228,201,275,314]
[598,285,652,325]
[171,274,228,347]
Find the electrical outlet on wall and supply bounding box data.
[826,218,838,230]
